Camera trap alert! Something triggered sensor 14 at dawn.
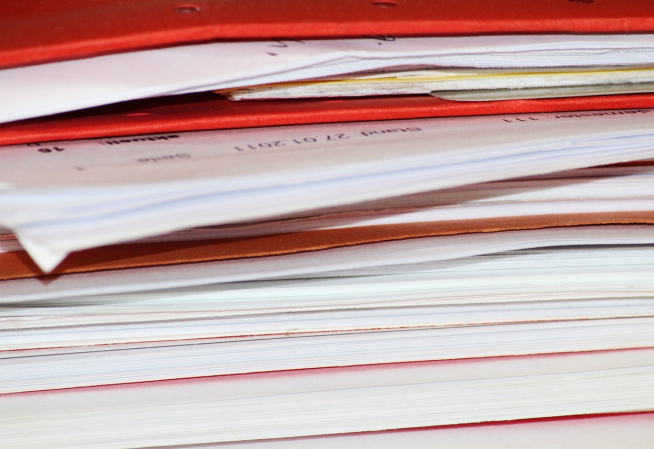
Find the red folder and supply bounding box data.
[5,0,654,70]
[3,0,654,279]
[3,93,654,147]
[3,0,654,146]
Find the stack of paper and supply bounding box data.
[5,35,654,124]
[4,15,654,448]
[223,66,654,101]
[1,110,654,445]
[3,110,654,271]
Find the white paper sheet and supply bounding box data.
[2,162,654,253]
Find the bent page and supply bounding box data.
[4,34,654,123]
[3,225,654,303]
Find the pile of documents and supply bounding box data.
[4,24,654,448]
[6,34,654,125]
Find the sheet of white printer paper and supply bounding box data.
[2,111,654,271]
[3,34,654,123]
[69,163,654,243]
[3,226,654,303]
[0,161,651,253]
[1,162,654,253]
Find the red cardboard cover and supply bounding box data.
[4,0,654,70]
[3,93,654,147]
